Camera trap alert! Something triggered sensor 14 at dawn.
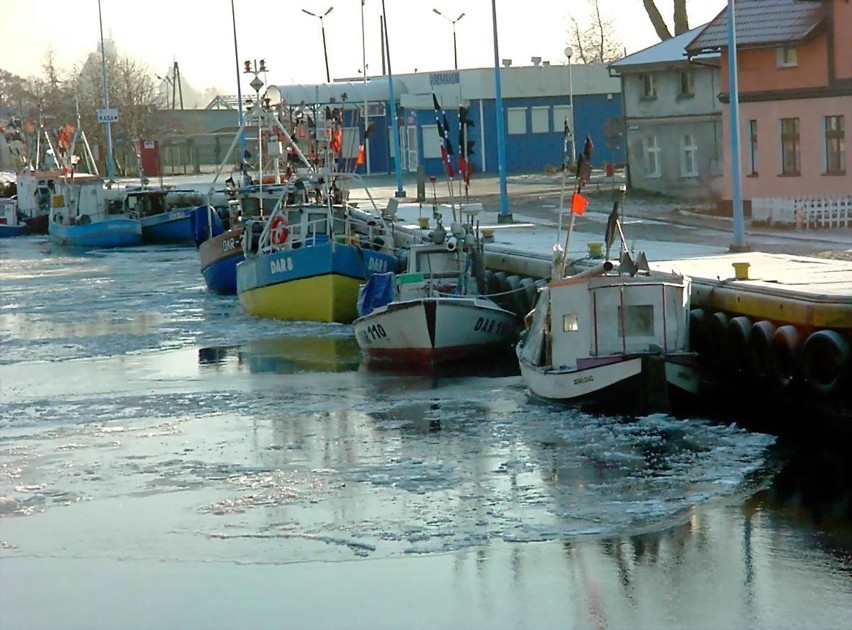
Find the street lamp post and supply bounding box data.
[564,46,576,168]
[156,74,174,109]
[96,0,115,185]
[432,8,465,70]
[302,7,334,83]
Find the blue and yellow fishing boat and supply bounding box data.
[236,170,419,324]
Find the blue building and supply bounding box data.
[264,61,624,179]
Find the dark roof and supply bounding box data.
[686,0,827,53]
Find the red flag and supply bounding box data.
[571,192,588,215]
[356,144,365,165]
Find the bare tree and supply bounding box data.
[569,0,624,64]
[642,0,690,41]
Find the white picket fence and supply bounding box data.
[751,196,852,229]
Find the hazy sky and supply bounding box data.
[3,0,727,95]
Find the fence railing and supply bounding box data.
[751,196,852,229]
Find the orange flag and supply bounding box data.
[571,192,588,215]
[355,144,366,166]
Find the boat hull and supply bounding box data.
[0,224,27,238]
[354,297,519,365]
[141,209,194,244]
[236,241,400,323]
[199,228,244,295]
[517,351,700,412]
[23,214,48,235]
[48,218,143,248]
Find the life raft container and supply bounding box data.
[801,329,850,398]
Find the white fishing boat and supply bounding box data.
[353,206,520,366]
[515,136,700,413]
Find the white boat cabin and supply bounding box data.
[524,273,691,369]
[49,178,112,225]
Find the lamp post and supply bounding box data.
[302,7,334,83]
[564,46,576,168]
[155,74,174,109]
[432,8,465,70]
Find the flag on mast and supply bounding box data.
[432,93,455,178]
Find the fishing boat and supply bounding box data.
[190,175,294,295]
[0,196,26,237]
[123,186,206,244]
[48,175,142,248]
[353,206,520,365]
[236,169,419,323]
[515,136,700,414]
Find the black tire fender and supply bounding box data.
[747,320,776,383]
[726,316,753,376]
[770,324,801,390]
[801,330,850,397]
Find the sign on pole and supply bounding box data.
[97,108,119,123]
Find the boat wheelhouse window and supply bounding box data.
[618,304,654,337]
[308,212,327,235]
[562,313,579,333]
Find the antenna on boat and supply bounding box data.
[558,135,593,279]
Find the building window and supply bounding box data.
[825,115,846,175]
[507,107,527,135]
[531,106,549,133]
[776,47,798,68]
[678,71,695,97]
[643,136,661,178]
[681,134,698,177]
[640,74,656,99]
[748,120,758,176]
[780,118,800,175]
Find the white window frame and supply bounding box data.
[640,74,656,99]
[678,70,695,97]
[507,107,527,135]
[776,46,798,68]
[553,105,572,136]
[823,115,846,175]
[643,136,661,178]
[680,133,699,177]
[747,119,758,176]
[531,107,550,134]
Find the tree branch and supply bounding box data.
[673,0,690,35]
[641,0,673,40]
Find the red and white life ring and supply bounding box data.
[269,215,289,246]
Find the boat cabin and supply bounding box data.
[527,272,691,369]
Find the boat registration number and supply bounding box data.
[222,237,239,252]
[270,257,294,274]
[474,317,508,335]
[367,258,389,273]
[358,324,387,345]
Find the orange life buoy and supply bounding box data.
[269,215,289,246]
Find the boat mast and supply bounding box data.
[97,0,115,185]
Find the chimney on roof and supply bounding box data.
[531,56,542,66]
[502,59,512,67]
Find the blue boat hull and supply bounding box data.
[141,209,194,244]
[49,218,143,248]
[0,225,27,238]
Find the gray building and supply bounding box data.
[609,26,722,198]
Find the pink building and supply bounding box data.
[687,0,850,210]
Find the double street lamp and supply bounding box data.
[432,8,465,70]
[302,7,334,83]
